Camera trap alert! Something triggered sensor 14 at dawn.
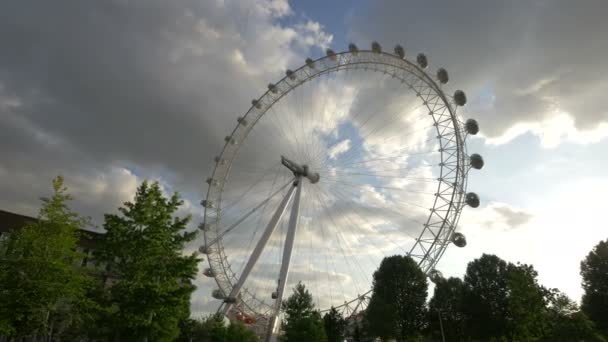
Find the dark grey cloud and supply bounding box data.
[349,0,608,140]
[0,0,334,316]
[0,0,330,219]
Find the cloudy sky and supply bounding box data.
[1,0,607,317]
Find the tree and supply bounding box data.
[428,277,466,341]
[226,320,259,342]
[581,239,608,336]
[95,181,200,341]
[323,306,346,342]
[177,314,258,342]
[541,290,606,342]
[365,255,428,341]
[462,254,510,340]
[504,262,547,340]
[281,282,327,342]
[462,254,550,340]
[0,176,94,338]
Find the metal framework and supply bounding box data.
[200,44,481,339]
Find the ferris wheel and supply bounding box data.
[199,41,483,339]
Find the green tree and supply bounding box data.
[281,282,327,342]
[323,306,346,342]
[462,254,510,340]
[0,176,94,338]
[352,322,363,342]
[505,262,547,340]
[226,320,258,342]
[95,181,199,341]
[581,239,608,336]
[541,290,606,342]
[177,314,258,342]
[463,254,550,340]
[428,277,466,341]
[365,255,428,341]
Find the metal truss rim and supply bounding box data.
[202,49,469,318]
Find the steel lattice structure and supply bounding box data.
[199,42,482,340]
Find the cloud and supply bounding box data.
[0,0,337,317]
[0,0,335,216]
[470,202,534,231]
[328,139,351,159]
[348,0,608,146]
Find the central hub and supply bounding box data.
[281,155,320,184]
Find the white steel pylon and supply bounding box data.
[220,156,318,341]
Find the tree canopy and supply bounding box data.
[94,181,200,341]
[323,306,346,342]
[0,176,94,338]
[581,239,608,336]
[281,282,327,342]
[177,314,258,342]
[365,255,428,341]
[428,277,466,341]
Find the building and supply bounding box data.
[0,209,104,268]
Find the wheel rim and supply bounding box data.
[201,48,475,322]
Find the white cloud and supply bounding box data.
[328,139,351,159]
[438,177,608,302]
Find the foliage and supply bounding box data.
[365,255,427,341]
[462,254,510,340]
[226,320,258,342]
[504,262,548,340]
[427,277,466,341]
[323,307,346,342]
[94,181,200,341]
[462,254,550,340]
[281,282,327,342]
[581,239,608,336]
[0,176,94,338]
[177,314,258,342]
[541,291,606,342]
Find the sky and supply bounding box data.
[1,0,608,317]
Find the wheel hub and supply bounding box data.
[280,155,320,184]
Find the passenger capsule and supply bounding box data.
[267,83,278,94]
[416,53,428,69]
[286,69,296,80]
[198,222,208,231]
[429,269,444,283]
[224,136,236,145]
[454,90,467,106]
[326,48,337,61]
[251,99,262,109]
[348,43,359,54]
[452,232,467,247]
[237,116,247,126]
[198,245,209,254]
[470,154,484,170]
[371,41,382,53]
[214,156,226,165]
[204,268,216,277]
[224,297,237,304]
[465,119,479,135]
[305,58,315,68]
[465,193,480,208]
[437,68,449,84]
[394,45,405,59]
[201,200,214,208]
[271,291,278,299]
[212,289,225,300]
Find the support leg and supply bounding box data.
[265,177,303,341]
[222,180,297,315]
